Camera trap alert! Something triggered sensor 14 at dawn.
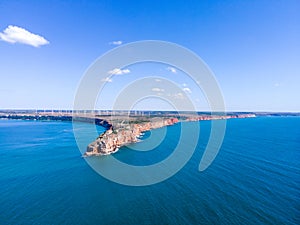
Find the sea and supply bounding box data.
[0,117,299,224]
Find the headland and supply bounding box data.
[0,110,258,156]
[6,110,296,156]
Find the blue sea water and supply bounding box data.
[0,117,299,224]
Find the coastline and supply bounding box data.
[85,117,179,156]
[0,111,262,156]
[1,113,299,225]
[84,114,257,156]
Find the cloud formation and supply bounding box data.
[182,87,192,94]
[152,87,165,92]
[0,25,49,47]
[101,77,113,83]
[110,40,122,45]
[167,67,177,74]
[108,68,130,75]
[173,92,184,99]
[166,92,186,100]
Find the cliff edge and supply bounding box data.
[84,118,179,156]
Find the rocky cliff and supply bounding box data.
[85,118,179,156]
[84,114,256,157]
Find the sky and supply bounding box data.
[0,0,299,112]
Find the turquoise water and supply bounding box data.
[0,117,299,224]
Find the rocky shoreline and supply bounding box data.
[0,111,257,157]
[85,118,179,156]
[84,114,256,156]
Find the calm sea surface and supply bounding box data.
[0,117,299,224]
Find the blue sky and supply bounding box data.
[0,0,299,111]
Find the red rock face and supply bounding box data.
[85,118,180,156]
[84,114,256,156]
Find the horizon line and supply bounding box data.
[0,109,299,113]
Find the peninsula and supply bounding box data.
[83,112,256,156]
[0,110,261,157]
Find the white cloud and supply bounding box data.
[274,83,280,87]
[155,79,162,82]
[167,67,177,74]
[173,92,184,99]
[182,83,187,87]
[182,87,192,94]
[152,87,164,92]
[110,40,122,45]
[0,25,49,47]
[108,68,130,75]
[101,77,112,83]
